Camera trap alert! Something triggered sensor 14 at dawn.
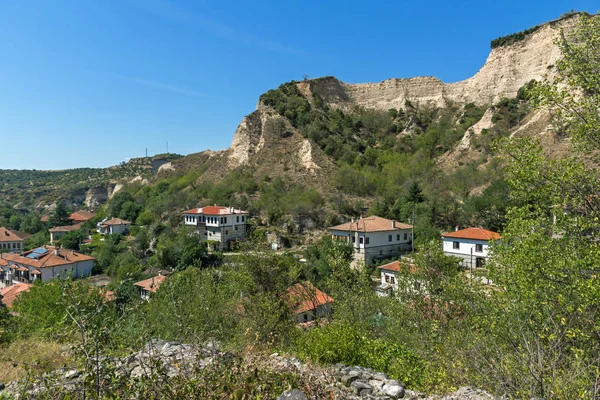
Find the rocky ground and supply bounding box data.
[0,340,496,399]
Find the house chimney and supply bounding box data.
[455,226,459,231]
[393,221,396,228]
[54,248,59,256]
[151,276,155,288]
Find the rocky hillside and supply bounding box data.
[162,13,583,189]
[0,154,182,212]
[0,339,497,399]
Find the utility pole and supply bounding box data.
[145,147,148,158]
[166,141,169,154]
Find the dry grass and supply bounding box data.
[0,338,71,382]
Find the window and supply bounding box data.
[303,314,308,322]
[365,237,370,245]
[351,235,355,243]
[397,234,400,241]
[385,275,390,283]
[475,244,483,252]
[390,276,395,284]
[224,217,227,224]
[404,233,408,240]
[359,237,364,244]
[453,241,460,250]
[236,216,239,223]
[235,226,238,231]
[242,216,245,222]
[388,235,392,242]
[225,230,228,235]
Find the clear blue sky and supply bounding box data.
[1,0,597,170]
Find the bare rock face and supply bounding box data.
[224,105,335,187]
[306,15,578,111]
[85,186,111,209]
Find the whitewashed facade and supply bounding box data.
[441,228,501,269]
[183,206,248,251]
[329,216,413,267]
[0,246,94,289]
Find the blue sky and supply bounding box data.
[0,0,597,170]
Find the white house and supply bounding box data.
[375,260,424,297]
[133,274,167,301]
[49,223,82,244]
[0,227,27,253]
[328,216,413,267]
[182,205,248,251]
[441,227,502,269]
[98,218,131,235]
[284,281,334,325]
[0,246,95,289]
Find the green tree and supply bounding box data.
[51,201,69,226]
[485,15,600,398]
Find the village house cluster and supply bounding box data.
[1,203,501,320]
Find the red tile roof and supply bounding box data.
[377,261,418,274]
[49,223,82,233]
[0,283,33,308]
[442,227,501,241]
[329,216,412,233]
[284,282,334,315]
[0,227,26,242]
[183,206,249,215]
[69,210,95,222]
[100,218,131,227]
[1,246,95,269]
[133,275,167,293]
[40,216,50,223]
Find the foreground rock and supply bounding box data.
[1,341,497,399]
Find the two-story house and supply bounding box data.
[0,246,95,289]
[441,227,502,269]
[0,227,27,253]
[183,205,248,251]
[328,216,413,267]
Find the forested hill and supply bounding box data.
[0,154,182,212]
[125,12,586,241]
[1,12,590,243]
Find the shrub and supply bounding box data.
[294,322,427,388]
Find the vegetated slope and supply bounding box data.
[0,154,182,212]
[160,13,583,203]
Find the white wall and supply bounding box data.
[0,241,23,252]
[184,213,247,228]
[442,237,496,258]
[330,229,412,249]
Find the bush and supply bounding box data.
[294,322,427,388]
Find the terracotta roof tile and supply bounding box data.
[69,210,95,222]
[284,281,334,315]
[0,283,33,308]
[0,227,26,242]
[100,218,131,226]
[377,261,418,274]
[1,246,95,269]
[133,275,167,293]
[49,223,82,233]
[183,205,248,215]
[442,227,501,241]
[329,216,412,233]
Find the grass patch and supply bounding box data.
[0,338,71,383]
